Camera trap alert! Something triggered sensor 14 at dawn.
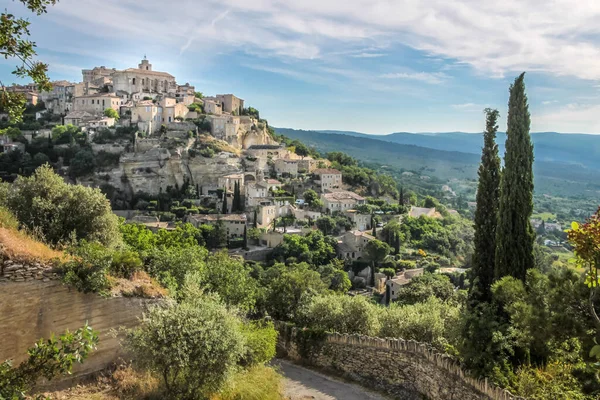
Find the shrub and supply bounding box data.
[0,324,98,399]
[239,320,278,367]
[111,249,143,279]
[5,165,121,247]
[215,365,282,400]
[125,295,245,399]
[60,242,113,294]
[397,259,417,270]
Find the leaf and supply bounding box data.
[571,221,579,230]
[590,345,600,359]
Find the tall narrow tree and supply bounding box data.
[469,108,501,302]
[253,209,258,229]
[495,73,535,282]
[399,187,404,206]
[222,188,228,214]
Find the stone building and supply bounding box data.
[313,168,342,192]
[336,230,375,260]
[274,158,299,177]
[321,191,365,213]
[215,94,244,114]
[82,66,116,84]
[112,58,176,95]
[73,93,121,114]
[186,213,247,239]
[203,99,222,115]
[344,209,372,231]
[218,173,245,193]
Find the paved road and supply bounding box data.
[273,359,389,400]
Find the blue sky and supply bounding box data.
[2,0,600,134]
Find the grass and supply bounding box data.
[0,207,66,263]
[109,271,168,299]
[532,212,557,221]
[212,365,284,400]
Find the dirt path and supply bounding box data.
[273,359,390,400]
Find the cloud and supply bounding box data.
[380,71,447,84]
[36,0,600,81]
[541,100,558,105]
[534,103,600,133]
[351,53,385,58]
[451,103,486,111]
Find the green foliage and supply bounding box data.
[51,124,83,145]
[125,295,245,399]
[0,323,97,400]
[364,239,391,265]
[394,272,455,305]
[0,0,55,122]
[495,73,535,282]
[261,262,328,320]
[470,108,501,302]
[270,230,336,267]
[103,107,119,120]
[61,241,113,294]
[302,189,322,209]
[4,165,121,247]
[239,320,277,367]
[381,297,461,351]
[69,149,95,178]
[145,246,207,294]
[297,294,381,336]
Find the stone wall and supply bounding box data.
[0,272,153,382]
[276,324,523,400]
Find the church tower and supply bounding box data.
[138,56,152,71]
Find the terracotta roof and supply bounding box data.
[120,68,174,78]
[266,179,281,185]
[323,191,365,202]
[313,168,341,175]
[189,214,247,222]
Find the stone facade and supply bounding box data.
[0,275,154,384]
[73,93,121,113]
[112,58,176,95]
[215,94,244,114]
[276,324,523,400]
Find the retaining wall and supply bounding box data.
[276,323,523,400]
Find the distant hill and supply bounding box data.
[317,130,600,170]
[275,128,600,199]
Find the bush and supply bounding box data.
[397,259,417,270]
[125,295,245,399]
[5,165,121,247]
[0,324,98,399]
[239,320,278,367]
[60,242,113,294]
[111,249,143,279]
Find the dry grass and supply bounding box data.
[197,134,240,155]
[109,271,168,299]
[40,364,162,400]
[212,365,285,400]
[0,227,66,264]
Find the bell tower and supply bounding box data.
[138,55,152,71]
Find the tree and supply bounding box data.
[568,208,600,330]
[222,189,228,214]
[104,107,119,120]
[243,225,248,249]
[1,323,98,399]
[470,108,501,302]
[302,189,320,209]
[495,73,535,282]
[69,149,95,178]
[399,187,405,206]
[294,142,309,158]
[365,239,391,266]
[126,295,245,398]
[5,165,121,247]
[372,216,377,238]
[395,273,455,305]
[316,216,336,236]
[253,209,258,228]
[0,0,56,122]
[194,91,203,99]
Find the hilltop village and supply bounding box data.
[0,57,467,297]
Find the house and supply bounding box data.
[321,191,365,213]
[39,80,85,114]
[131,100,162,133]
[246,181,270,207]
[336,230,375,260]
[82,65,117,84]
[344,210,372,231]
[545,222,562,232]
[112,58,176,95]
[203,99,222,115]
[274,159,299,177]
[64,111,95,126]
[297,158,318,173]
[0,136,25,153]
[73,93,121,114]
[313,168,342,192]
[386,268,424,302]
[87,117,116,129]
[215,94,244,114]
[256,203,293,228]
[218,173,245,193]
[159,97,189,123]
[187,213,247,239]
[408,206,442,219]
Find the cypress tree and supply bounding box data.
[253,209,258,228]
[469,108,501,302]
[222,188,228,214]
[243,225,248,248]
[495,73,535,282]
[399,187,404,206]
[394,232,401,255]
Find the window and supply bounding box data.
[102,99,105,106]
[145,106,150,112]
[91,99,94,104]
[132,78,136,85]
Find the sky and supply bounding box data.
[2,0,600,134]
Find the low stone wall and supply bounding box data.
[0,276,153,383]
[276,324,522,400]
[0,259,60,283]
